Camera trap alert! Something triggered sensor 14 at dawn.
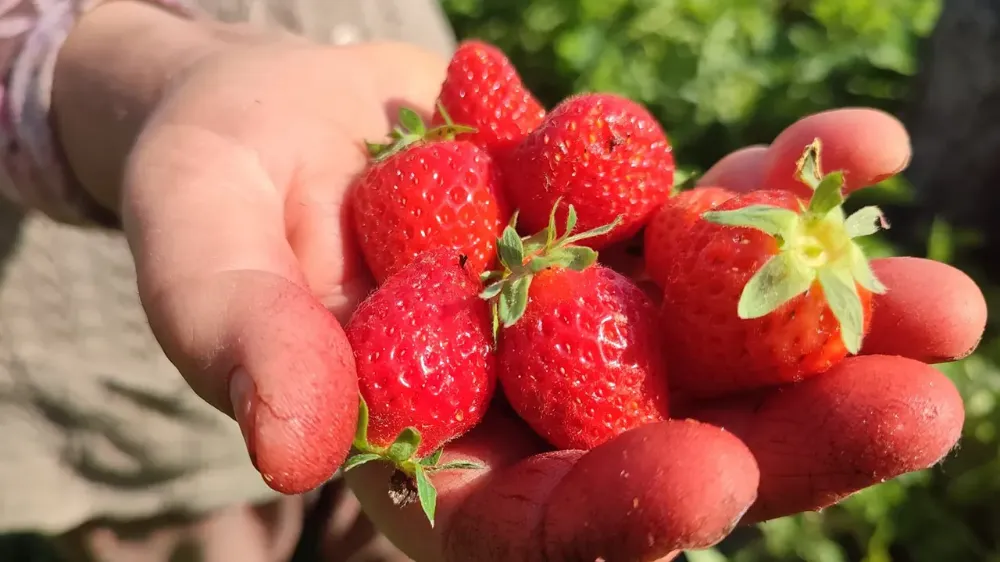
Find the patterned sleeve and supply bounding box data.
[0,0,196,226]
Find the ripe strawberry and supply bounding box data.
[343,248,495,525]
[507,93,675,250]
[352,108,509,283]
[644,186,735,287]
[660,140,887,398]
[432,40,546,160]
[480,205,669,450]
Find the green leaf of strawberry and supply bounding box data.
[342,453,381,471]
[817,267,866,352]
[419,449,444,467]
[386,428,421,464]
[413,465,438,526]
[845,206,888,238]
[433,461,485,471]
[499,276,532,329]
[702,138,889,354]
[479,199,623,333]
[480,280,505,300]
[808,171,846,217]
[342,395,484,526]
[848,245,886,293]
[700,205,799,238]
[497,226,526,270]
[736,253,816,319]
[398,108,425,135]
[365,104,477,163]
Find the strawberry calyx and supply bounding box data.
[365,103,477,163]
[341,396,482,527]
[479,200,623,336]
[701,138,889,354]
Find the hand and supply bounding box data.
[121,42,454,494]
[344,109,986,561]
[53,5,984,558]
[54,2,451,494]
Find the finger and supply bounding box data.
[541,420,758,562]
[861,257,986,362]
[344,405,551,562]
[690,355,964,523]
[443,450,583,562]
[445,420,757,562]
[350,416,758,562]
[696,145,768,193]
[762,108,911,197]
[280,126,375,322]
[283,43,448,319]
[123,124,358,495]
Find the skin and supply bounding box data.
[687,354,965,523]
[55,1,445,495]
[696,145,768,193]
[53,3,982,560]
[862,257,988,362]
[761,108,912,197]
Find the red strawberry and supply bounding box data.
[507,93,675,250]
[659,140,887,398]
[480,206,669,450]
[352,108,509,283]
[644,186,735,287]
[343,248,496,524]
[432,40,546,160]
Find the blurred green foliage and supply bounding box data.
[443,1,1000,561]
[443,0,940,174]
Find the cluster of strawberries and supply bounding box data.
[342,40,893,524]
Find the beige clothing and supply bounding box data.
[0,0,454,535]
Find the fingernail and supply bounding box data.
[229,367,259,470]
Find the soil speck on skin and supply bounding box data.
[388,469,419,507]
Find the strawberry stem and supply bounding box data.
[342,396,484,527]
[479,199,623,335]
[365,106,477,163]
[701,138,889,354]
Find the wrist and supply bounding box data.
[51,1,268,213]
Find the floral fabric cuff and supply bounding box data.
[0,0,197,226]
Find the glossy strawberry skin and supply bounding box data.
[351,140,509,283]
[644,186,735,288]
[432,40,546,160]
[660,190,873,398]
[345,249,496,457]
[507,93,675,250]
[498,265,670,450]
